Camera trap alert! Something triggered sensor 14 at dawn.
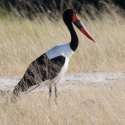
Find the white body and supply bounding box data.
[44,43,74,86]
[46,43,74,59]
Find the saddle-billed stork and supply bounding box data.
[11,9,95,103]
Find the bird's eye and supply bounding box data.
[75,14,80,20]
[72,14,80,23]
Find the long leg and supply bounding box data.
[55,86,57,98]
[54,84,58,105]
[48,85,52,106]
[49,85,52,97]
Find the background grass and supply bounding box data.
[0,9,125,76]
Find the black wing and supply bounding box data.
[13,54,65,96]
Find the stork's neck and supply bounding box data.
[65,21,79,52]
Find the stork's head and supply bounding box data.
[63,9,95,42]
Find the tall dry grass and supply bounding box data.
[0,5,125,125]
[0,80,125,125]
[0,8,125,76]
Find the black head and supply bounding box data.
[63,9,77,23]
[63,9,95,42]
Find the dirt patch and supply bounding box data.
[0,72,125,94]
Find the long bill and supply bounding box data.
[72,14,95,42]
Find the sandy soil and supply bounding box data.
[0,72,125,95]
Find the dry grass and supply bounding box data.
[0,80,125,125]
[1,5,125,125]
[0,9,125,76]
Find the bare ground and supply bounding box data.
[0,72,125,95]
